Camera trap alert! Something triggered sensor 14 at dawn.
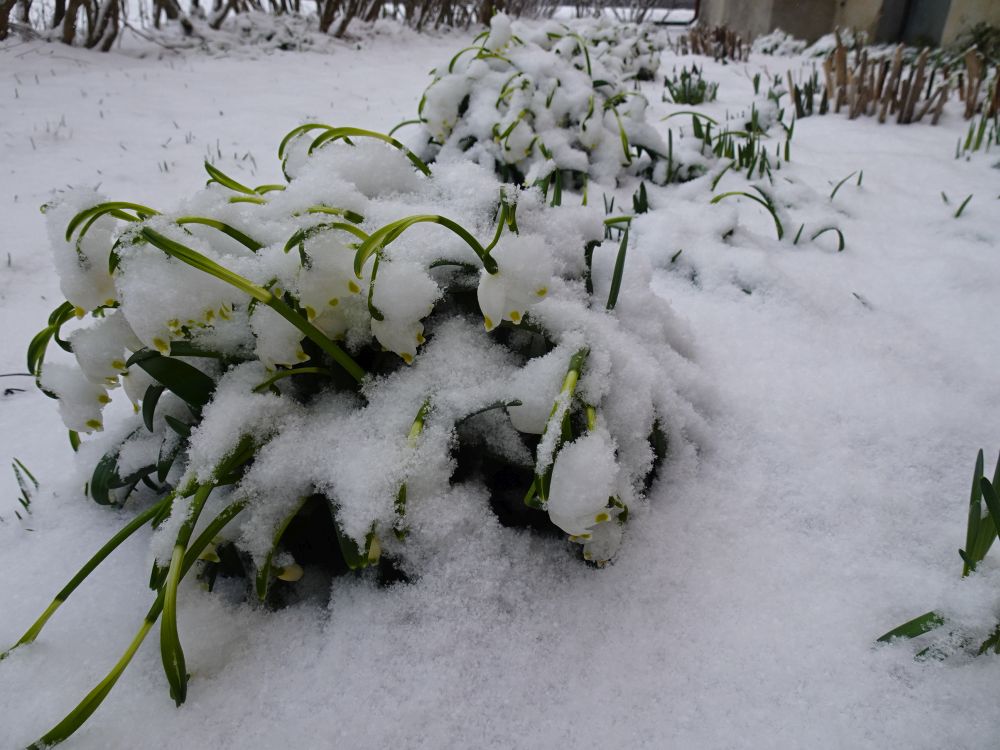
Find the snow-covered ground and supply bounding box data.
[2,21,1000,749]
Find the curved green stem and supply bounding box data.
[28,498,248,749]
[252,366,333,393]
[303,126,431,176]
[176,217,263,252]
[140,228,365,383]
[66,202,160,242]
[1,494,173,661]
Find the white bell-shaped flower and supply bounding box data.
[369,257,439,363]
[70,310,142,387]
[250,304,308,370]
[295,231,363,340]
[477,234,552,332]
[547,429,619,536]
[40,362,110,433]
[483,12,512,52]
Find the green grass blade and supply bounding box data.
[810,226,845,251]
[252,366,332,394]
[175,217,263,252]
[127,350,215,408]
[1,495,172,661]
[28,498,246,747]
[139,228,365,384]
[876,610,945,642]
[829,171,858,201]
[711,191,783,240]
[963,449,985,575]
[255,496,310,601]
[353,214,498,278]
[306,127,431,175]
[160,482,214,705]
[65,202,160,242]
[954,194,972,218]
[203,161,256,195]
[606,227,629,310]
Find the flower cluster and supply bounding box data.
[410,14,671,189]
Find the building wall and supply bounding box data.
[697,0,1000,46]
[941,0,1000,45]
[834,0,883,38]
[698,0,775,40]
[771,0,836,42]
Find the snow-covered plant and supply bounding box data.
[8,122,699,746]
[398,14,673,191]
[662,64,718,105]
[877,450,1000,658]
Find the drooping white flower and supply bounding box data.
[477,234,552,332]
[295,231,364,341]
[70,310,142,387]
[546,429,619,536]
[250,304,308,370]
[483,12,513,52]
[546,428,625,562]
[370,257,439,364]
[40,362,110,433]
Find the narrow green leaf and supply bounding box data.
[142,384,165,432]
[1,494,171,660]
[203,162,255,195]
[606,227,629,311]
[963,449,985,575]
[810,226,845,252]
[255,496,310,601]
[876,611,945,642]
[128,350,215,408]
[829,171,858,201]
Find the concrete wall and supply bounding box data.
[941,0,1000,45]
[698,0,775,41]
[834,0,883,37]
[698,0,1000,45]
[771,0,836,42]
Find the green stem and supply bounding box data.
[536,348,589,503]
[1,495,173,660]
[140,228,365,383]
[28,499,247,749]
[160,483,213,705]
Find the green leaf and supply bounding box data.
[335,519,369,570]
[606,227,629,311]
[876,611,945,642]
[810,226,845,252]
[27,498,246,748]
[711,190,783,240]
[65,201,159,242]
[164,415,192,438]
[829,171,857,201]
[2,494,172,661]
[203,162,255,195]
[90,451,122,506]
[175,216,263,252]
[255,496,310,601]
[963,450,985,575]
[305,126,431,176]
[142,384,165,432]
[128,350,215,408]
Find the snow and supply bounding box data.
[3,19,1000,750]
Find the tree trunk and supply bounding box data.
[61,0,83,43]
[0,0,17,40]
[318,0,337,33]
